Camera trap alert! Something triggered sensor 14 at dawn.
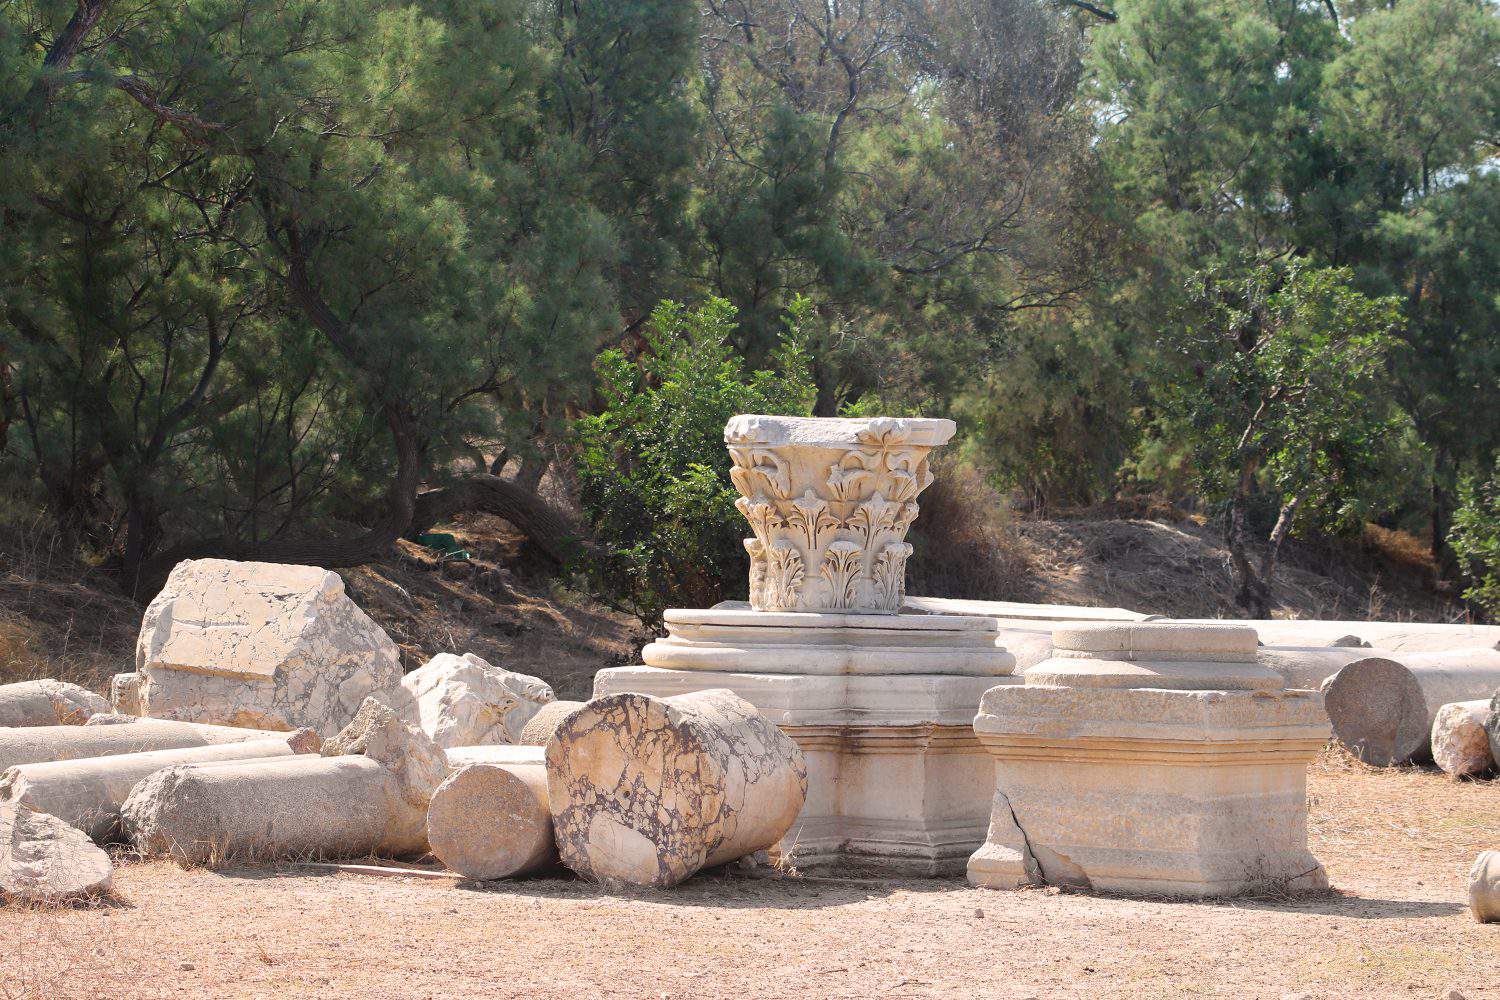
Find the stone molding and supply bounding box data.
[725,415,953,614]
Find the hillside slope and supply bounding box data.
[0,512,1468,703]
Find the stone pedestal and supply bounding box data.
[593,604,1016,874]
[968,623,1329,898]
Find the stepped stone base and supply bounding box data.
[593,606,1016,874]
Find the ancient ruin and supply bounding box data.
[1472,850,1500,923]
[594,415,1017,873]
[0,680,111,727]
[118,559,403,735]
[427,757,555,879]
[394,652,554,748]
[0,804,113,902]
[546,690,806,888]
[969,623,1329,897]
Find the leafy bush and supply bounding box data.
[572,298,816,624]
[1451,461,1500,619]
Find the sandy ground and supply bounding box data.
[4,754,1497,1000]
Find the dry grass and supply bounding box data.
[907,464,1036,602]
[0,523,139,691]
[4,759,1495,999]
[1013,514,1464,622]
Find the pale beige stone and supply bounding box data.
[725,415,953,614]
[445,745,545,768]
[395,652,554,748]
[0,805,113,901]
[121,754,424,865]
[517,701,585,746]
[0,680,111,727]
[969,623,1329,899]
[1431,700,1495,777]
[1183,618,1500,654]
[599,606,1018,874]
[129,558,402,735]
[1471,850,1500,923]
[546,690,807,888]
[902,597,1146,622]
[110,672,144,715]
[427,761,555,879]
[0,718,292,772]
[321,697,446,811]
[0,732,319,841]
[1261,648,1427,766]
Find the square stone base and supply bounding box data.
[968,685,1331,898]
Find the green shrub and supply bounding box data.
[572,297,816,624]
[1451,460,1500,619]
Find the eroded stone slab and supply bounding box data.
[0,680,110,727]
[129,559,402,735]
[0,805,112,900]
[395,652,553,748]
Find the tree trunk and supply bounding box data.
[1225,461,1272,619]
[1257,492,1304,595]
[410,474,591,567]
[1431,447,1458,578]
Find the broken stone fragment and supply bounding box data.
[1471,851,1500,923]
[128,558,403,735]
[0,718,294,772]
[0,805,112,901]
[0,680,111,727]
[516,700,585,746]
[1,731,319,841]
[394,652,554,748]
[1431,700,1496,778]
[321,697,446,810]
[427,761,555,879]
[546,689,807,888]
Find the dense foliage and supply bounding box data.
[1,0,1496,615]
[572,298,814,624]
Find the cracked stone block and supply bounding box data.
[1,805,113,901]
[1432,700,1496,777]
[126,559,403,735]
[969,624,1330,899]
[321,697,446,811]
[0,680,111,727]
[394,652,554,748]
[546,690,807,888]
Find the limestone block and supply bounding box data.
[0,718,292,772]
[1261,648,1427,766]
[396,652,554,748]
[969,623,1329,899]
[321,697,446,812]
[121,754,424,865]
[546,690,807,888]
[724,415,953,613]
[131,558,402,735]
[1184,618,1500,654]
[1490,691,1500,765]
[1471,850,1500,923]
[110,672,144,716]
[445,744,545,768]
[0,805,113,901]
[0,732,319,841]
[902,597,1146,622]
[0,680,111,727]
[1431,700,1496,777]
[517,701,585,746]
[427,761,555,879]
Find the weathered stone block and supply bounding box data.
[395,652,553,748]
[0,680,110,727]
[128,559,402,735]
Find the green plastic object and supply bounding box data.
[416,532,471,562]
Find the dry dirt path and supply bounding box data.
[5,756,1497,1000]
